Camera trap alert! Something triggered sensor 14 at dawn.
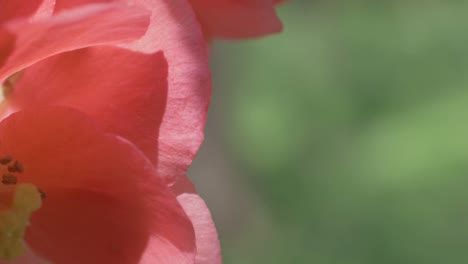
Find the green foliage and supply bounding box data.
[214,2,468,263]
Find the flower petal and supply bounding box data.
[10,47,168,168]
[30,0,56,20]
[189,0,283,39]
[54,0,211,185]
[173,177,222,264]
[178,193,222,264]
[0,0,55,24]
[0,29,15,68]
[0,107,196,263]
[0,3,150,80]
[119,0,212,185]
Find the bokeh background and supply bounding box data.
[189,1,468,263]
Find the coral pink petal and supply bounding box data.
[30,0,56,20]
[10,47,168,167]
[122,0,211,185]
[0,107,196,264]
[0,0,53,23]
[0,29,15,68]
[0,3,150,80]
[179,193,222,264]
[172,176,222,264]
[189,0,283,39]
[54,0,211,185]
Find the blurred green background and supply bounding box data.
[190,1,468,263]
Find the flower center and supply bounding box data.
[0,71,22,100]
[0,72,22,119]
[0,156,43,260]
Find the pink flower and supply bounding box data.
[0,1,220,263]
[188,0,283,39]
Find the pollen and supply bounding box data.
[0,183,42,260]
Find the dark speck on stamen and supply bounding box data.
[2,174,17,184]
[8,161,24,173]
[0,155,12,165]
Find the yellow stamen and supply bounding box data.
[0,183,42,260]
